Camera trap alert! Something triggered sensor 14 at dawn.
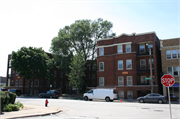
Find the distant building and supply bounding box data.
[96,32,162,99]
[0,76,6,87]
[160,38,180,99]
[6,53,97,95]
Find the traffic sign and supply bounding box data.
[161,74,175,87]
[145,77,151,80]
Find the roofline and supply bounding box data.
[160,37,180,41]
[97,31,156,42]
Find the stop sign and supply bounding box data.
[161,74,175,87]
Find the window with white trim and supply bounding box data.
[148,44,153,52]
[127,91,133,99]
[141,76,147,85]
[118,91,124,99]
[11,80,14,86]
[99,48,104,56]
[127,76,132,86]
[16,80,18,87]
[34,80,39,87]
[149,59,154,69]
[118,60,123,70]
[47,80,50,87]
[167,67,173,75]
[19,80,22,87]
[126,60,132,69]
[118,45,123,54]
[99,62,104,71]
[166,50,171,59]
[54,81,56,87]
[173,67,178,75]
[118,76,124,86]
[99,77,104,86]
[178,49,180,58]
[167,66,180,76]
[172,50,177,58]
[54,71,57,77]
[126,44,131,53]
[140,59,146,70]
[139,44,145,53]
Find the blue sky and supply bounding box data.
[0,0,179,77]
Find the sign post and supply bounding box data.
[161,74,175,119]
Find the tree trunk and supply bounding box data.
[28,78,31,96]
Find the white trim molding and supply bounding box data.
[97,42,132,48]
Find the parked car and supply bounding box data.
[83,88,117,102]
[39,90,59,98]
[0,88,8,91]
[137,93,167,104]
[8,89,21,96]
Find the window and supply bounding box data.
[140,60,146,70]
[11,80,14,86]
[149,59,154,69]
[126,44,131,53]
[118,77,124,86]
[173,67,178,75]
[92,74,96,79]
[178,49,180,58]
[141,76,147,85]
[9,60,11,67]
[118,45,123,54]
[148,44,153,52]
[126,60,132,69]
[118,91,124,99]
[167,67,173,75]
[16,80,18,87]
[127,76,132,86]
[19,80,22,87]
[40,80,43,87]
[118,60,123,70]
[172,50,177,58]
[54,71,57,77]
[166,50,171,59]
[34,80,39,87]
[60,81,63,88]
[47,80,50,87]
[99,48,104,56]
[16,71,18,76]
[127,91,133,99]
[60,72,63,78]
[99,77,104,86]
[31,80,33,87]
[99,62,104,71]
[139,44,145,53]
[54,81,56,87]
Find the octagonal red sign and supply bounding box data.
[161,74,175,87]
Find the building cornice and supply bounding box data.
[97,42,132,48]
[160,45,180,50]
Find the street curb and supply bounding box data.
[5,110,62,119]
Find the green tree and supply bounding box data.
[67,53,86,94]
[11,47,53,95]
[50,18,115,87]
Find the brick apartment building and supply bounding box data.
[160,38,180,100]
[96,32,162,99]
[6,54,97,95]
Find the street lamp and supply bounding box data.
[146,43,153,93]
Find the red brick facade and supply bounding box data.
[97,32,162,99]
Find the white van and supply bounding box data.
[83,88,117,102]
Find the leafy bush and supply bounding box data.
[3,104,19,112]
[14,101,24,108]
[9,92,16,104]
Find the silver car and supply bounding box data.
[137,93,167,104]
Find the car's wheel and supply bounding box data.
[105,97,110,102]
[158,99,163,104]
[50,96,52,98]
[17,92,20,96]
[84,96,88,101]
[39,95,43,98]
[139,99,144,103]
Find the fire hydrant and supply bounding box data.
[45,99,49,107]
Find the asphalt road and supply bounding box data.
[16,98,180,119]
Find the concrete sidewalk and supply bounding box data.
[0,104,62,119]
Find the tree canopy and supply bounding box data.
[11,47,53,95]
[50,18,115,87]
